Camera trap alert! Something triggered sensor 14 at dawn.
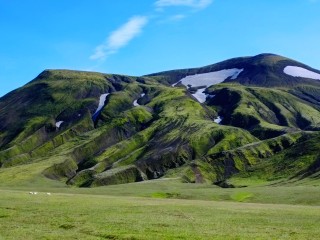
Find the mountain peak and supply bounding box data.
[149,53,320,87]
[248,53,292,66]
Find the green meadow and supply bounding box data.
[1,179,320,239]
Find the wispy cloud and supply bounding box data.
[155,0,213,9]
[90,16,148,61]
[90,1,211,61]
[170,14,187,21]
[156,14,187,24]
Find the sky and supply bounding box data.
[1,0,320,97]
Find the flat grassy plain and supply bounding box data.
[1,179,320,239]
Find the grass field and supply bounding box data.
[1,179,320,239]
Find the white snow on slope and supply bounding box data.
[133,100,139,106]
[55,121,64,128]
[94,93,110,115]
[172,82,179,87]
[173,68,244,88]
[191,88,207,103]
[214,116,223,124]
[192,89,216,103]
[172,68,243,103]
[284,66,320,80]
[133,93,146,106]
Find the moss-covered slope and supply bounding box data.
[1,53,320,187]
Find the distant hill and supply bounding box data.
[1,53,320,187]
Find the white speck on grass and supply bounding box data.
[214,116,223,124]
[55,121,64,128]
[284,66,320,80]
[94,93,110,115]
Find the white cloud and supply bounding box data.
[155,0,212,9]
[170,14,186,21]
[90,16,148,60]
[157,14,187,24]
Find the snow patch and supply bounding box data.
[207,94,215,99]
[133,100,139,106]
[94,93,110,115]
[173,68,244,88]
[192,88,207,103]
[55,121,64,128]
[192,90,216,104]
[172,68,243,103]
[133,93,146,106]
[214,116,223,124]
[230,69,244,80]
[284,66,320,80]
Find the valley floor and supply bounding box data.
[1,180,320,239]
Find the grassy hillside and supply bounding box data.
[1,54,320,188]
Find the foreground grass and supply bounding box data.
[1,177,320,206]
[0,189,319,240]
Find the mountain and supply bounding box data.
[1,53,320,187]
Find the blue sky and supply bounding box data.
[1,0,320,97]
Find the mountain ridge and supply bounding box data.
[148,53,320,87]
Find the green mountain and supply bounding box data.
[1,53,320,187]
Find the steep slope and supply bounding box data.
[1,53,320,187]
